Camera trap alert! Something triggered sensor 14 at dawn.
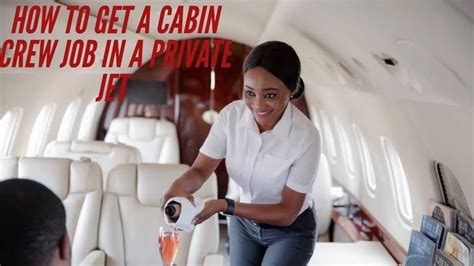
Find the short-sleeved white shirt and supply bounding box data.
[200,100,321,214]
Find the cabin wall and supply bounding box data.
[0,1,153,155]
[1,73,100,155]
[305,83,472,249]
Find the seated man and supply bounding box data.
[0,179,71,266]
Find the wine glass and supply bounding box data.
[158,225,180,266]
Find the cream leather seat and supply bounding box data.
[105,117,180,163]
[44,140,142,187]
[99,163,221,266]
[0,157,103,265]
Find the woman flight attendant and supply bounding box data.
[162,41,320,265]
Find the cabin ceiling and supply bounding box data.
[31,0,473,105]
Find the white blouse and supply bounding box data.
[200,100,321,214]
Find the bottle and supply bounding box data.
[165,201,181,222]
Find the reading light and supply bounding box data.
[210,69,215,91]
[202,39,219,124]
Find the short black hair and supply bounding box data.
[0,179,66,266]
[243,41,305,99]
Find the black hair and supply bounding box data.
[0,179,66,266]
[243,41,305,99]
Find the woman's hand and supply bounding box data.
[192,199,227,225]
[160,153,223,211]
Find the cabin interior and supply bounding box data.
[0,0,472,265]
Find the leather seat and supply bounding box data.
[99,163,221,266]
[0,157,103,265]
[105,117,180,163]
[44,140,141,187]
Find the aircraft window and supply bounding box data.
[57,98,81,141]
[27,102,56,156]
[77,100,105,141]
[0,107,23,157]
[309,106,324,150]
[333,116,356,177]
[353,124,376,197]
[320,110,337,162]
[381,137,413,225]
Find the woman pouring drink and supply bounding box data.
[162,41,320,266]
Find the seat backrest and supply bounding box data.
[312,154,333,236]
[27,103,56,156]
[44,140,142,187]
[0,157,102,265]
[0,107,23,157]
[99,163,218,266]
[105,117,180,163]
[77,100,105,141]
[57,98,81,142]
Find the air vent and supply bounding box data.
[383,58,398,66]
[372,52,399,67]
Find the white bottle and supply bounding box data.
[164,196,204,232]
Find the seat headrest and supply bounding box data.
[0,157,19,181]
[106,163,217,207]
[0,157,102,200]
[108,118,177,141]
[18,157,72,199]
[70,140,113,153]
[106,163,190,207]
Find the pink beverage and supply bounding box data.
[158,230,179,266]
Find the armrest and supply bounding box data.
[331,186,344,202]
[203,254,224,266]
[80,250,105,266]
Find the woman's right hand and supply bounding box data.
[160,153,222,211]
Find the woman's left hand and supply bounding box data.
[192,199,227,225]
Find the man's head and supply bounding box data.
[0,179,71,266]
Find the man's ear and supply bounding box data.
[59,233,71,261]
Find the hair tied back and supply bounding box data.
[291,77,305,100]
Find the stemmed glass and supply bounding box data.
[158,226,180,266]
